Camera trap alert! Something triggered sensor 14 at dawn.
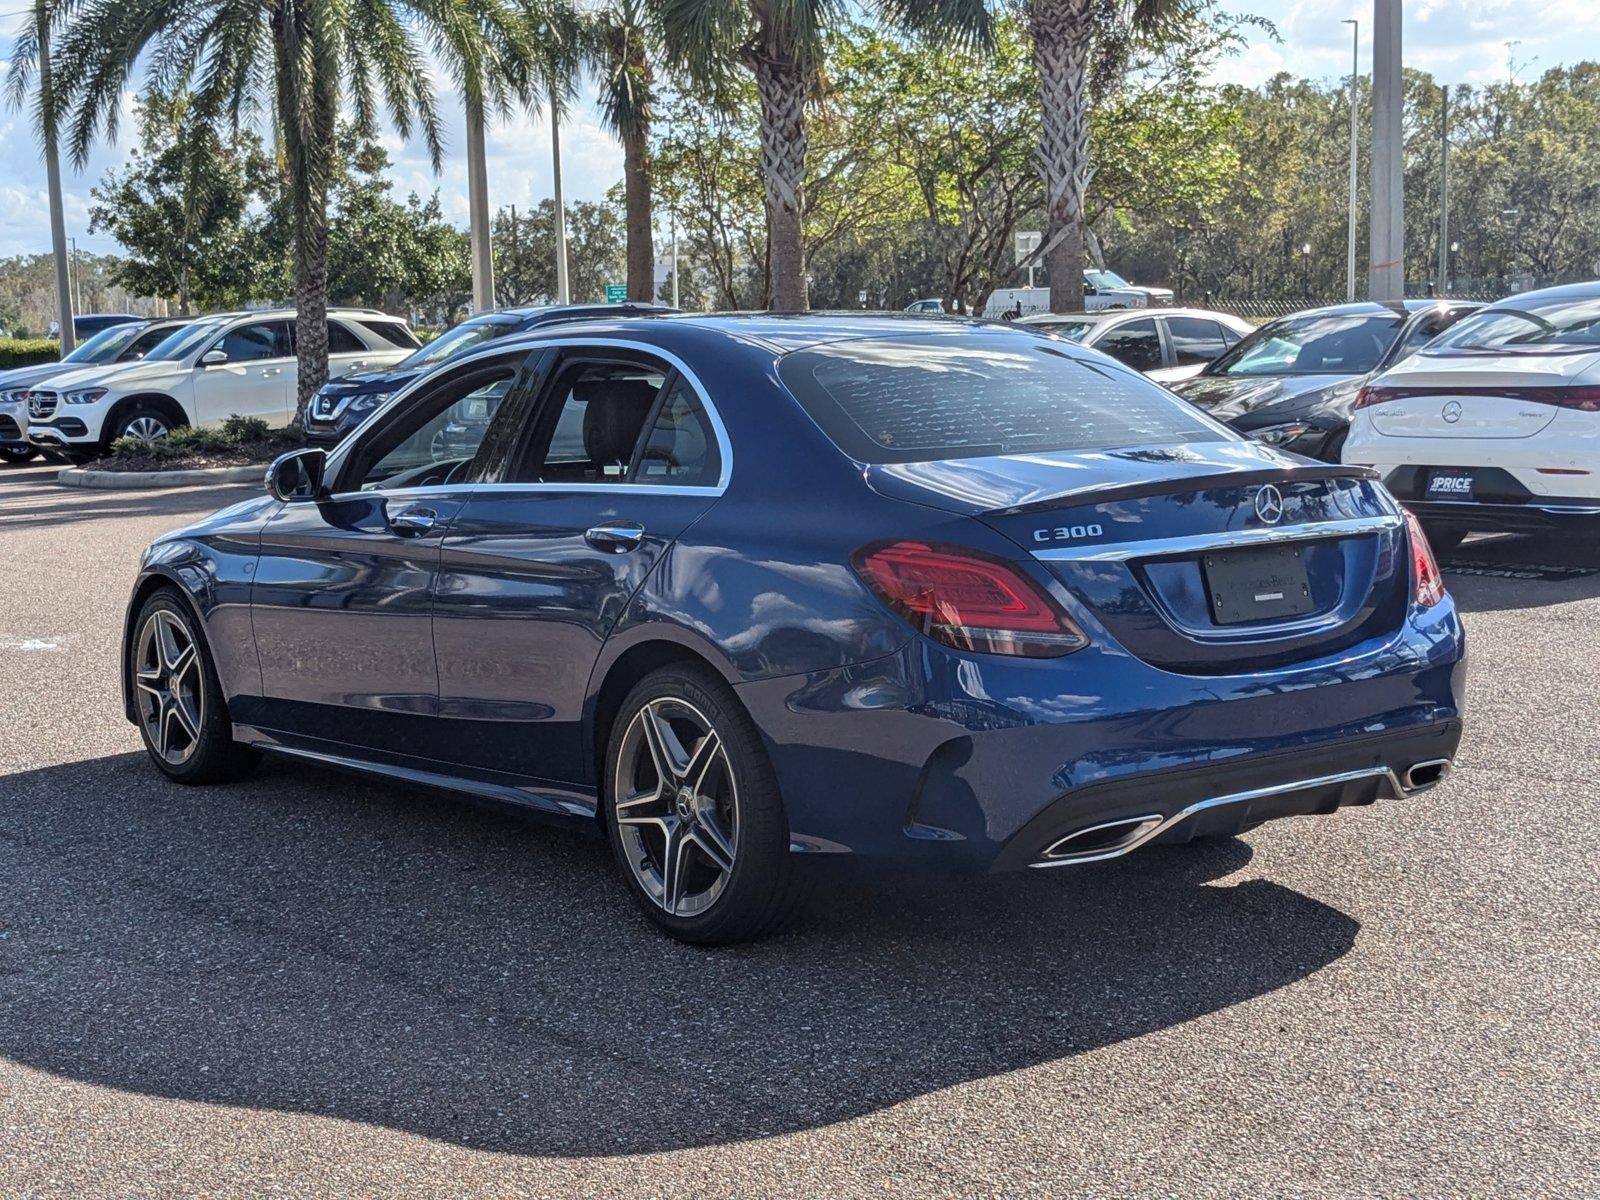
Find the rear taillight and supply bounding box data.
[1402,509,1446,608]
[852,540,1089,658]
[1355,384,1600,411]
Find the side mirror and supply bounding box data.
[265,447,328,503]
[200,348,228,367]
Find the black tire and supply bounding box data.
[603,664,811,945]
[1421,524,1468,555]
[0,444,38,463]
[1319,426,1348,464]
[107,401,185,449]
[128,589,260,785]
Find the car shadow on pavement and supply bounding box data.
[1440,532,1600,614]
[0,752,1359,1157]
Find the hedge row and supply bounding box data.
[0,339,61,371]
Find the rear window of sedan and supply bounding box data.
[1427,293,1600,354]
[777,334,1227,464]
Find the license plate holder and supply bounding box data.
[1203,544,1315,626]
[1425,469,1476,500]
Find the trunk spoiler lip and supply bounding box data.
[991,463,1380,517]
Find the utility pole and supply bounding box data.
[550,87,570,305]
[1343,18,1360,302]
[508,204,518,306]
[1369,0,1405,302]
[669,210,679,309]
[38,13,75,352]
[465,101,495,313]
[1439,84,1450,295]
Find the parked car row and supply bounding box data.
[1,308,420,463]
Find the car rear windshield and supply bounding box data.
[777,334,1226,465]
[1206,313,1401,377]
[1426,294,1600,354]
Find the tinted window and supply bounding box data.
[357,318,423,349]
[215,321,290,363]
[1093,319,1163,372]
[635,378,721,487]
[519,362,667,484]
[1208,313,1401,377]
[1429,293,1600,354]
[327,322,366,355]
[1025,319,1094,342]
[778,335,1225,465]
[124,325,181,359]
[1165,316,1229,366]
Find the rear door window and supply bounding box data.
[778,334,1226,465]
[1164,316,1230,366]
[1092,319,1164,372]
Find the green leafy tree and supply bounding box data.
[492,198,626,305]
[588,0,660,300]
[657,0,988,311]
[88,93,276,313]
[48,0,546,420]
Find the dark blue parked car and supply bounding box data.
[121,315,1466,944]
[302,302,675,447]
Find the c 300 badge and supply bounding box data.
[1033,522,1104,544]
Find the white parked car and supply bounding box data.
[983,272,1173,318]
[1016,307,1253,383]
[1343,282,1600,550]
[25,307,418,460]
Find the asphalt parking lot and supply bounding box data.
[1,459,1596,1198]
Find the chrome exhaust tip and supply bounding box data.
[1401,758,1451,793]
[1038,814,1164,865]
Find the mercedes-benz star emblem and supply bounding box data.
[1254,484,1285,525]
[1442,400,1463,424]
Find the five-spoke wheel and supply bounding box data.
[613,697,740,918]
[127,591,259,784]
[604,665,810,944]
[135,609,205,765]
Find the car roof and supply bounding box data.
[1479,280,1600,307]
[477,311,1111,358]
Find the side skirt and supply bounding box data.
[233,723,599,825]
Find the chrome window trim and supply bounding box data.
[326,336,733,496]
[1032,513,1402,563]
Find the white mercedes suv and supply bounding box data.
[25,308,418,460]
[1343,282,1600,551]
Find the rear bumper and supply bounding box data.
[741,598,1467,871]
[1406,499,1600,533]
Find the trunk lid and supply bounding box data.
[866,442,1406,674]
[1363,349,1600,439]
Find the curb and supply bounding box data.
[56,463,264,490]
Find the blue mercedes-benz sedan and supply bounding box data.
[120,314,1465,943]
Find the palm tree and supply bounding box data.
[660,0,988,312]
[589,0,657,302]
[4,0,77,353]
[47,0,545,421]
[1026,0,1183,312]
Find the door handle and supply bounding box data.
[585,522,646,553]
[262,367,283,377]
[389,505,438,536]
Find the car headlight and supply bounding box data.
[63,387,108,405]
[348,390,391,414]
[1249,422,1312,446]
[0,389,23,405]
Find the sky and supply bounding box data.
[2,0,1599,258]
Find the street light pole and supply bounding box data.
[1369,0,1405,303]
[669,209,679,309]
[1439,83,1450,295]
[1343,18,1359,303]
[465,101,495,313]
[550,86,570,305]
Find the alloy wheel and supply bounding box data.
[124,415,170,441]
[134,610,204,765]
[613,697,740,918]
